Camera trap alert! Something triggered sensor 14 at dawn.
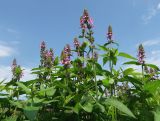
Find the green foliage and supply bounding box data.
[0,9,160,121]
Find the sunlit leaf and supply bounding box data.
[118,52,137,60]
[145,63,159,71]
[80,102,93,113]
[104,98,136,118]
[16,82,31,94]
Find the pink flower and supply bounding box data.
[12,58,17,69]
[88,17,94,28]
[80,9,94,29]
[61,44,71,66]
[74,38,80,48]
[137,44,145,64]
[40,41,46,51]
[107,25,112,41]
[11,59,23,81]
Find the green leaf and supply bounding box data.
[3,116,18,121]
[94,103,105,113]
[9,100,23,108]
[24,106,39,121]
[104,98,136,118]
[109,78,114,84]
[118,52,137,60]
[16,82,31,94]
[98,44,109,51]
[102,78,109,86]
[123,68,135,75]
[123,61,140,65]
[144,80,160,94]
[54,56,59,65]
[153,109,160,121]
[37,87,56,97]
[145,63,159,71]
[73,103,81,114]
[124,76,142,86]
[80,102,93,113]
[103,57,109,65]
[112,57,117,65]
[64,95,75,105]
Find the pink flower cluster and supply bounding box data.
[73,38,81,56]
[11,58,23,81]
[40,41,54,68]
[40,41,46,51]
[61,44,71,66]
[80,9,94,29]
[107,25,113,41]
[138,44,145,64]
[74,38,80,48]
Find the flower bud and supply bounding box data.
[107,25,112,40]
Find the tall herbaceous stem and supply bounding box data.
[91,47,98,100]
[31,83,34,107]
[94,63,98,100]
[142,64,144,82]
[109,45,114,97]
[108,25,117,121]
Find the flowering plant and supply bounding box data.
[0,10,160,121]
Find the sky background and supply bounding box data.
[0,0,160,81]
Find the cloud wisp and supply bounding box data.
[6,28,19,34]
[0,66,36,82]
[142,2,160,24]
[0,44,15,57]
[142,39,160,47]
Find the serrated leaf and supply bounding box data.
[9,100,23,108]
[144,80,160,94]
[54,56,59,65]
[80,102,93,113]
[123,61,140,65]
[98,44,109,51]
[73,103,81,114]
[104,98,136,118]
[3,116,18,121]
[37,87,56,97]
[118,52,137,60]
[95,103,105,113]
[153,110,160,121]
[103,57,109,65]
[123,68,135,75]
[24,106,39,121]
[64,95,75,105]
[16,82,31,94]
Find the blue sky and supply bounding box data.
[0,0,160,80]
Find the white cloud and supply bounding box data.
[151,50,160,55]
[141,39,160,47]
[157,3,160,10]
[6,28,19,34]
[0,66,11,81]
[142,2,160,24]
[0,44,15,57]
[146,57,160,67]
[0,66,36,82]
[22,67,36,81]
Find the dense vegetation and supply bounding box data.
[0,10,160,121]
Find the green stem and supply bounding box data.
[142,64,144,82]
[94,63,98,100]
[109,60,113,97]
[31,83,34,107]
